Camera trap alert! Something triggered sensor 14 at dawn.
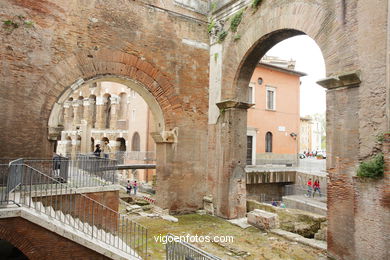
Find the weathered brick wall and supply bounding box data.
[35,190,119,232]
[0,217,110,260]
[0,0,210,213]
[351,133,390,260]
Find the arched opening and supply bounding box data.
[265,132,273,153]
[235,30,327,219]
[131,132,140,152]
[0,239,28,259]
[90,137,95,152]
[64,136,72,158]
[48,74,166,205]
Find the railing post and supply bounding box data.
[92,203,95,238]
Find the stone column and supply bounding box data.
[83,98,91,125]
[72,101,82,126]
[213,100,253,219]
[109,95,119,129]
[63,102,73,130]
[70,135,80,158]
[95,96,105,129]
[317,72,361,260]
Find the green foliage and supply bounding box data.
[3,16,34,32]
[210,1,217,12]
[230,10,243,32]
[214,53,218,62]
[233,34,241,41]
[3,20,18,29]
[357,153,384,179]
[252,0,263,9]
[207,20,215,34]
[217,30,228,43]
[24,20,34,27]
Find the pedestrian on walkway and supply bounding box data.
[102,141,111,159]
[133,180,138,195]
[94,144,102,157]
[306,178,313,197]
[126,180,132,194]
[313,179,321,197]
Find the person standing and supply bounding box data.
[102,141,111,159]
[313,179,321,197]
[133,180,138,195]
[306,178,313,197]
[94,144,102,157]
[126,180,132,194]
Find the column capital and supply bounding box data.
[72,100,83,107]
[216,100,254,110]
[316,71,361,90]
[110,96,120,104]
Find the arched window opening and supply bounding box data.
[131,132,141,151]
[265,132,273,153]
[91,137,95,152]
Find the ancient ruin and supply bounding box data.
[0,0,389,259]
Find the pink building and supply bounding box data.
[247,57,306,166]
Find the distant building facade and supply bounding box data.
[247,56,306,166]
[56,81,156,183]
[300,117,313,153]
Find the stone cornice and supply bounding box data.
[317,71,361,90]
[216,100,254,110]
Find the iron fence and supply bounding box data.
[166,234,222,260]
[0,163,147,259]
[3,156,119,189]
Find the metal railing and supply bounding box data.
[0,164,147,259]
[166,234,222,260]
[4,156,119,189]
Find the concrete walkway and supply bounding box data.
[282,195,327,216]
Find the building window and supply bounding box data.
[246,136,253,165]
[265,132,273,153]
[131,132,140,151]
[248,82,255,104]
[266,87,276,110]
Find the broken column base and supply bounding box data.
[247,209,279,230]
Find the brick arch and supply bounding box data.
[0,224,45,260]
[41,48,181,131]
[220,0,347,100]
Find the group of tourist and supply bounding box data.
[306,178,321,197]
[303,151,318,157]
[126,180,138,195]
[93,141,112,158]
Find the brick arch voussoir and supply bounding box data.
[0,223,45,260]
[41,49,182,128]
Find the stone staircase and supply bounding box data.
[0,162,147,259]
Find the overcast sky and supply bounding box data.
[265,35,326,116]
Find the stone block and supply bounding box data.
[203,196,214,215]
[247,209,279,230]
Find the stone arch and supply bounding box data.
[220,1,347,101]
[0,224,45,260]
[46,49,182,140]
[131,132,141,152]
